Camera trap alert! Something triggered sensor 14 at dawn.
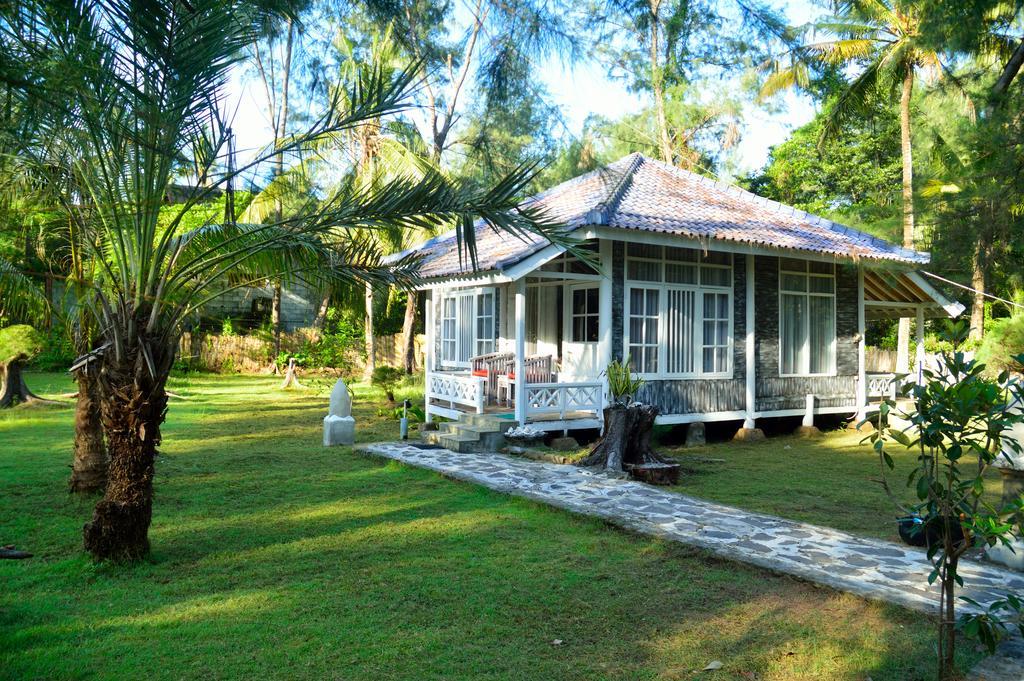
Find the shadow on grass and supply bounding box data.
[0,373,980,680]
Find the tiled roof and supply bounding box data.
[407,153,928,279]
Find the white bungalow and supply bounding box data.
[399,154,963,436]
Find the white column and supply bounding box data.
[424,289,434,423]
[916,305,926,385]
[598,239,614,407]
[514,277,527,425]
[856,266,867,419]
[744,253,756,429]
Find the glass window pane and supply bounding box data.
[629,317,643,343]
[808,260,835,275]
[586,287,598,311]
[645,346,658,373]
[701,266,731,287]
[628,243,661,258]
[809,296,835,373]
[781,293,808,374]
[780,257,806,272]
[573,317,584,342]
[646,289,660,316]
[702,347,714,373]
[586,316,599,342]
[665,263,697,284]
[629,288,644,311]
[781,273,807,292]
[717,294,728,318]
[809,276,834,294]
[665,246,698,262]
[573,289,586,314]
[702,250,731,266]
[628,259,661,281]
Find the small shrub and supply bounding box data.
[221,317,236,337]
[977,312,1024,375]
[371,365,403,403]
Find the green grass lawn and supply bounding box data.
[1,372,982,680]
[662,427,1003,542]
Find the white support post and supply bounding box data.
[802,394,815,428]
[598,239,614,408]
[856,266,867,420]
[744,253,756,429]
[916,304,926,385]
[514,277,527,425]
[424,290,434,424]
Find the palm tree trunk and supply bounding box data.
[83,342,171,561]
[312,292,330,330]
[896,67,916,374]
[68,368,107,494]
[648,0,672,165]
[364,282,376,379]
[401,290,417,374]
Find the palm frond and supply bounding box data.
[0,257,48,324]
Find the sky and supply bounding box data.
[225,0,827,182]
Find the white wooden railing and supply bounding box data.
[524,382,603,421]
[427,371,486,414]
[866,373,898,400]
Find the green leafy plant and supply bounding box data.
[221,317,236,337]
[977,312,1024,376]
[371,365,404,403]
[866,320,1024,679]
[605,357,645,405]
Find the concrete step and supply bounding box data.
[439,433,483,453]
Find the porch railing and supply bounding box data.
[427,371,486,414]
[866,372,899,400]
[524,382,604,421]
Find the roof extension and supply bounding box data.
[408,153,929,279]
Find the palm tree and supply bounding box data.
[0,0,567,561]
[761,0,949,371]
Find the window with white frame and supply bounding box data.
[476,293,495,355]
[439,288,495,367]
[570,287,599,342]
[624,244,733,377]
[779,258,836,375]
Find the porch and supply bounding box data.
[422,246,609,432]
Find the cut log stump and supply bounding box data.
[578,403,680,484]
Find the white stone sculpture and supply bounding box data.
[323,378,355,446]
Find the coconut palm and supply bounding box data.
[0,0,567,561]
[760,0,957,370]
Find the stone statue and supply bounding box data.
[323,378,355,446]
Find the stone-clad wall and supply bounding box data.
[753,255,858,411]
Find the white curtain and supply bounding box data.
[809,296,835,374]
[781,293,807,374]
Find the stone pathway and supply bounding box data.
[361,443,1024,677]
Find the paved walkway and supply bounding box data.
[362,443,1024,677]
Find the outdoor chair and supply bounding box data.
[496,355,556,406]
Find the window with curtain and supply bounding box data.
[779,259,836,375]
[628,288,659,373]
[439,288,495,367]
[624,244,733,377]
[570,287,599,342]
[441,297,457,364]
[475,292,494,355]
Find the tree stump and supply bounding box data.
[578,403,680,485]
[0,357,47,408]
